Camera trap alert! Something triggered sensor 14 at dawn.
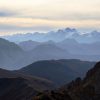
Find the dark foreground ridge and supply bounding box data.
[33,62,100,100]
[0,68,54,100]
[0,61,99,100]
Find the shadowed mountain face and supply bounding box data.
[0,38,25,69]
[0,77,38,100]
[33,62,100,100]
[18,59,95,86]
[0,68,55,89]
[0,68,55,100]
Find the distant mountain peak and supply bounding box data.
[91,30,100,36]
[1,27,100,43]
[65,27,77,33]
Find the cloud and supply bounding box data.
[0,0,100,35]
[11,9,100,21]
[28,13,100,21]
[0,23,56,35]
[0,10,17,17]
[0,18,100,33]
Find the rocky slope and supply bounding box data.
[33,62,100,100]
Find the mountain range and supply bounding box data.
[0,27,100,100]
[16,38,100,68]
[2,28,100,43]
[0,37,99,70]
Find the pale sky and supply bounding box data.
[0,0,100,35]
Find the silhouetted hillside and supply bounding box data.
[0,60,99,100]
[33,62,100,100]
[0,68,55,100]
[0,77,38,100]
[18,59,95,86]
